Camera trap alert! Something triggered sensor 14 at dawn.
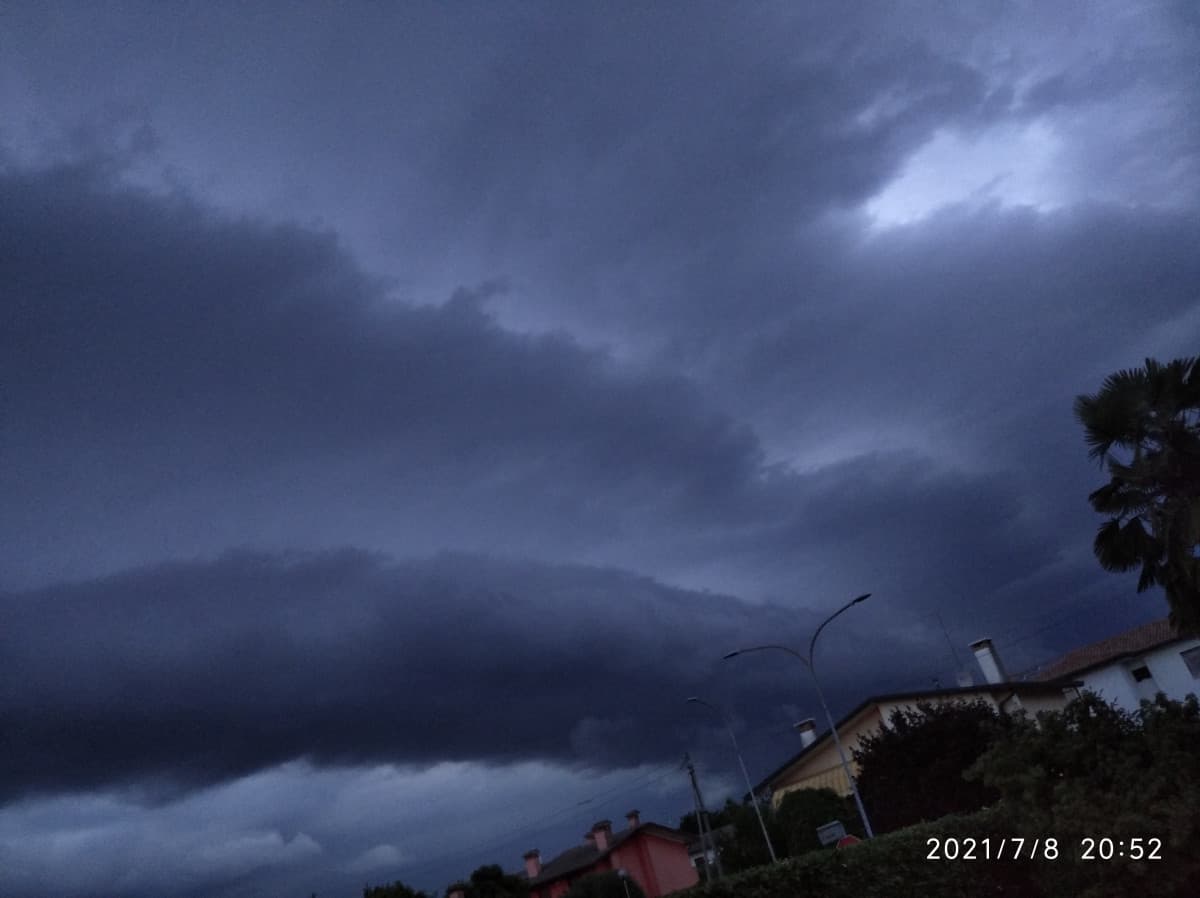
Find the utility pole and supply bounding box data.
[682,754,712,884]
[683,753,723,879]
[687,696,777,863]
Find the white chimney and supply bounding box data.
[970,638,1007,685]
[523,849,541,878]
[625,809,641,829]
[794,718,817,748]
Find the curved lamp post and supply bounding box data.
[686,697,778,863]
[723,592,876,840]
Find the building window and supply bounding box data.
[1182,646,1200,679]
[1129,664,1153,682]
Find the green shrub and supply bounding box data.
[774,787,862,855]
[968,692,1200,898]
[852,699,1016,833]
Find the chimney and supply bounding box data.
[448,885,467,898]
[970,638,1008,685]
[523,849,541,879]
[625,809,641,829]
[794,718,817,748]
[590,820,613,851]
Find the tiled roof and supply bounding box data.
[530,840,612,885]
[1032,618,1183,682]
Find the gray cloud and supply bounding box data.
[0,543,1155,809]
[0,759,705,898]
[1,549,854,803]
[4,155,1124,625]
[0,158,766,581]
[1,152,1185,675]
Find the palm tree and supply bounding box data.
[1074,357,1200,634]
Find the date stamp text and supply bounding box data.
[925,836,1163,861]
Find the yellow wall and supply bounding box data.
[771,708,879,805]
[769,688,1075,808]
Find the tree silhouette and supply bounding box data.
[1075,356,1200,633]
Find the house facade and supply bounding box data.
[518,811,698,898]
[754,676,1077,808]
[753,621,1200,807]
[1031,617,1200,713]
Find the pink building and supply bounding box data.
[518,811,699,898]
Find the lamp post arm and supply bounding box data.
[724,644,811,667]
[723,594,876,841]
[808,593,871,672]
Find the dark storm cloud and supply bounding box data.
[0,158,766,577]
[0,549,870,802]
[428,5,994,250]
[406,3,1018,351]
[4,3,1200,896]
[1,155,1092,627]
[393,1,1200,347]
[2,154,1186,656]
[711,203,1200,436]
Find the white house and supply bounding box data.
[1031,618,1200,713]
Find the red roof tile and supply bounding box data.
[1032,618,1182,682]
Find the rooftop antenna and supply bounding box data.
[935,610,962,670]
[936,610,976,687]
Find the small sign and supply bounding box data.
[816,820,846,846]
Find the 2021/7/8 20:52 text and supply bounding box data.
[925,836,1164,861]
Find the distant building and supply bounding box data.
[517,811,698,898]
[1030,617,1200,713]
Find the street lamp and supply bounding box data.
[723,592,876,840]
[616,868,633,898]
[686,697,778,863]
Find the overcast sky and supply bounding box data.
[3,2,1199,896]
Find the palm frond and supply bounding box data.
[1136,561,1160,592]
[1082,358,1200,628]
[1075,372,1153,461]
[1087,480,1157,516]
[1093,517,1155,572]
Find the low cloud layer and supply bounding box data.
[0,759,702,898]
[2,550,879,803]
